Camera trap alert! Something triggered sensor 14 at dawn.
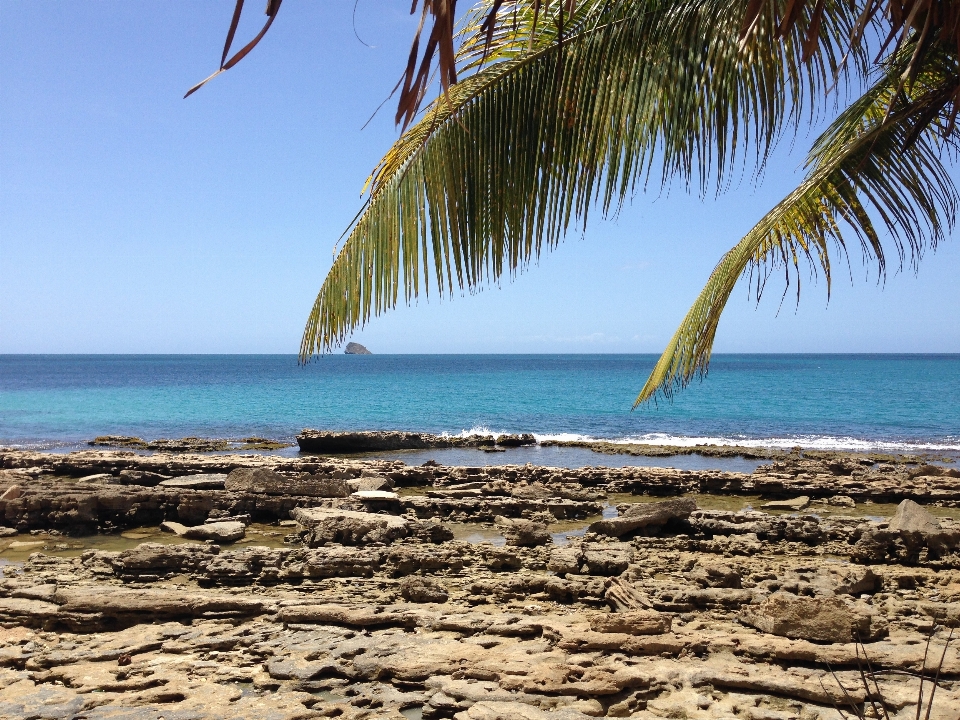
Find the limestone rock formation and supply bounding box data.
[292,507,410,546]
[344,342,372,354]
[739,593,883,643]
[589,497,698,538]
[224,467,350,497]
[399,576,449,603]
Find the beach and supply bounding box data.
[1,436,958,720]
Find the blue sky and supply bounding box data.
[2,1,958,355]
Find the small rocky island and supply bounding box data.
[344,342,372,355]
[0,441,958,719]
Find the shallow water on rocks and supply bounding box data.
[0,522,292,561]
[2,489,957,564]
[358,445,767,473]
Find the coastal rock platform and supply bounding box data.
[0,448,958,719]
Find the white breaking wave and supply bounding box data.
[530,431,960,453]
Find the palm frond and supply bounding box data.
[634,46,958,406]
[301,0,864,360]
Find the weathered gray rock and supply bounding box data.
[589,498,697,537]
[494,433,536,447]
[159,520,244,543]
[548,547,582,575]
[581,543,633,576]
[224,467,349,497]
[158,474,227,490]
[496,516,551,546]
[590,610,671,635]
[183,521,245,543]
[348,474,394,492]
[292,507,409,546]
[76,473,120,485]
[739,593,878,643]
[345,341,372,354]
[54,586,266,622]
[889,498,941,535]
[1,485,23,501]
[159,520,189,535]
[399,576,449,603]
[762,495,810,510]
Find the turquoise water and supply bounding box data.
[0,354,958,454]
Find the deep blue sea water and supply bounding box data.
[1,354,958,456]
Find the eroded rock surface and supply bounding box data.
[0,449,958,719]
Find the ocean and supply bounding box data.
[1,354,957,459]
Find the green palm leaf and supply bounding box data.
[634,47,958,406]
[300,0,862,362]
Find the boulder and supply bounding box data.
[348,475,394,492]
[888,499,941,535]
[159,521,190,536]
[581,543,633,576]
[292,507,409,547]
[547,547,581,575]
[296,429,530,453]
[183,521,245,543]
[0,485,22,501]
[494,434,536,447]
[590,610,671,635]
[159,520,245,544]
[688,563,741,589]
[224,467,287,493]
[740,593,876,643]
[399,576,449,603]
[589,498,697,538]
[495,516,551,546]
[298,430,436,453]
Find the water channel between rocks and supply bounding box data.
[3,485,959,572]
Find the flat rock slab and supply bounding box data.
[54,586,267,618]
[589,498,697,538]
[739,593,875,643]
[160,520,245,543]
[76,473,120,484]
[762,496,810,511]
[158,474,227,490]
[590,610,671,635]
[292,507,409,547]
[291,507,407,530]
[224,467,349,497]
[184,521,245,543]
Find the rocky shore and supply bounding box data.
[0,447,958,719]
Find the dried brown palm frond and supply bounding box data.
[820,626,954,719]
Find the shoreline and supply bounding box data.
[3,430,958,465]
[0,448,958,719]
